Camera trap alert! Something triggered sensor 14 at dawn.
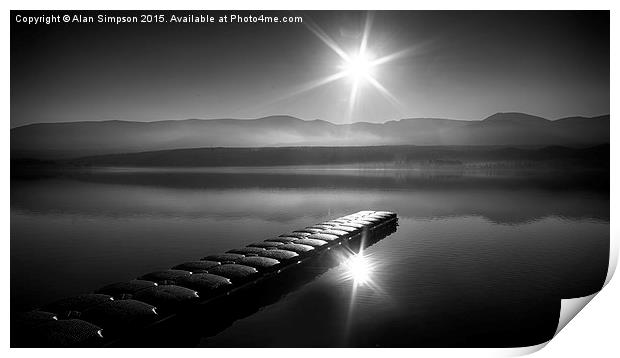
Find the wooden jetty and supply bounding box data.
[11,210,398,347]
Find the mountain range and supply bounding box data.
[11,112,609,160]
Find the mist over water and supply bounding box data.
[10,168,609,347]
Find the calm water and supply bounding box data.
[11,168,609,347]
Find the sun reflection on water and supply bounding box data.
[339,248,386,345]
[344,253,372,286]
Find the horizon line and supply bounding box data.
[10,112,611,129]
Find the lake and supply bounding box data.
[10,167,609,347]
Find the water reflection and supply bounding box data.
[343,253,372,285]
[10,168,609,347]
[11,168,609,224]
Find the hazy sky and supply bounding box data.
[11,10,609,127]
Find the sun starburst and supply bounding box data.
[266,11,412,121]
[341,52,375,82]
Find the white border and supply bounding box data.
[3,1,617,357]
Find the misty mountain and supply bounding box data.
[10,113,609,159]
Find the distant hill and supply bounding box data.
[482,112,549,123]
[10,113,609,160]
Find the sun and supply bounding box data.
[271,12,409,121]
[342,52,375,82]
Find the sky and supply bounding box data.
[10,10,609,128]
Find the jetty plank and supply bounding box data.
[12,210,397,347]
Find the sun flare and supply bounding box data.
[296,12,410,121]
[344,253,372,285]
[342,52,375,82]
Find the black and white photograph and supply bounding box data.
[8,5,613,351]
